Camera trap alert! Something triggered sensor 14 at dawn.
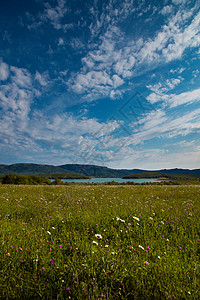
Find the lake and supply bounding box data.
[61,178,159,183]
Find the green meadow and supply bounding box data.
[0,184,199,299]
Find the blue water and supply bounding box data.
[61,178,158,183]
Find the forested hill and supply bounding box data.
[0,163,200,177]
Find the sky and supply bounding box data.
[0,0,200,170]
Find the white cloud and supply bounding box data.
[35,71,50,86]
[146,77,182,103]
[160,5,173,15]
[58,38,64,46]
[169,88,200,107]
[10,66,32,88]
[0,60,9,81]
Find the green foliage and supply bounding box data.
[2,174,51,185]
[0,185,199,299]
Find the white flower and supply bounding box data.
[133,216,140,221]
[139,245,144,250]
[92,241,98,246]
[95,234,102,239]
[104,245,109,248]
[47,231,51,235]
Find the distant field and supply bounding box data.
[0,185,199,299]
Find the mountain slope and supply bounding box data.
[0,163,199,177]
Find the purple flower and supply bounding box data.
[20,260,24,263]
[74,281,78,285]
[42,267,45,270]
[72,273,76,277]
[90,281,94,285]
[66,287,70,291]
[96,224,98,227]
[50,260,53,263]
[145,261,149,265]
[59,245,62,248]
[147,245,150,250]
[49,248,52,252]
[65,265,68,268]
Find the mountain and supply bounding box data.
[0,163,199,178]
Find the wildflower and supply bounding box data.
[145,261,149,265]
[95,234,102,239]
[147,245,150,250]
[49,248,52,252]
[65,265,68,268]
[47,231,51,235]
[52,227,56,229]
[96,224,98,227]
[139,245,144,250]
[93,241,98,246]
[158,256,161,259]
[19,247,22,250]
[133,216,140,221]
[72,273,76,277]
[105,245,109,248]
[20,260,24,263]
[59,245,62,248]
[50,260,53,263]
[102,295,106,298]
[66,287,70,291]
[74,281,78,285]
[42,267,45,270]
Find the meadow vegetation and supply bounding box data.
[0,184,199,299]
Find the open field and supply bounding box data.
[0,185,199,299]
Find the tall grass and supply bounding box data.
[0,185,199,299]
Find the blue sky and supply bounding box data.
[0,0,200,170]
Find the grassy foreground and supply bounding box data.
[0,185,199,299]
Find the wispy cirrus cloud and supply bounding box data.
[68,1,200,102]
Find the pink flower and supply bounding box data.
[59,245,62,248]
[72,273,76,277]
[145,261,149,265]
[49,248,52,252]
[66,287,70,291]
[42,267,45,270]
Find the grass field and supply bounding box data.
[0,184,199,299]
